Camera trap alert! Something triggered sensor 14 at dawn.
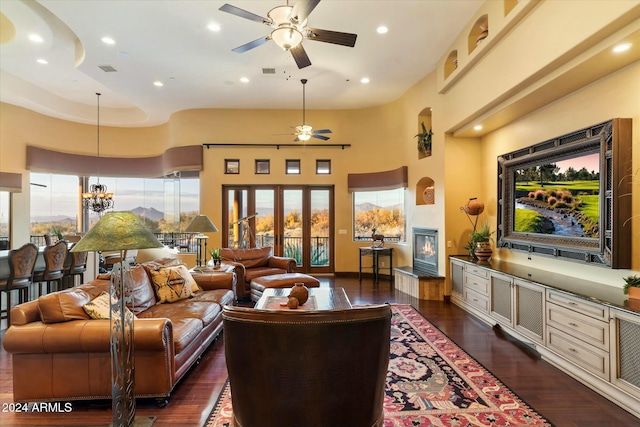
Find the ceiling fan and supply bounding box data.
[219,0,357,69]
[287,79,332,142]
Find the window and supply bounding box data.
[29,173,80,242]
[30,173,199,246]
[225,159,240,174]
[316,159,331,174]
[286,159,300,174]
[255,160,270,174]
[353,188,405,243]
[0,191,9,249]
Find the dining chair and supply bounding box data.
[63,243,87,288]
[33,240,68,296]
[0,243,38,327]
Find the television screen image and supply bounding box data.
[513,152,600,238]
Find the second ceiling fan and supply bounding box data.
[219,0,357,69]
[288,79,332,142]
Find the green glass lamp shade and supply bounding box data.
[71,211,163,252]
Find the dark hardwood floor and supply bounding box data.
[1,276,638,427]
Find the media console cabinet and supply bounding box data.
[450,255,640,418]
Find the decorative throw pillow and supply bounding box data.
[150,265,196,303]
[83,292,136,320]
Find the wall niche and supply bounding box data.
[416,177,435,206]
[416,108,432,159]
[468,14,489,54]
[444,50,458,79]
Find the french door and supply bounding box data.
[222,185,334,274]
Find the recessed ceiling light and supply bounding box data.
[360,77,370,84]
[377,26,388,34]
[474,125,483,131]
[613,43,631,53]
[154,81,164,87]
[36,58,48,64]
[207,23,221,32]
[101,37,116,45]
[240,77,250,83]
[28,34,43,43]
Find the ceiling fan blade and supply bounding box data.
[306,28,357,47]
[312,134,331,141]
[219,4,269,25]
[291,0,321,24]
[293,136,301,142]
[313,129,332,134]
[232,36,270,53]
[290,44,312,69]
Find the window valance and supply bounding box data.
[26,145,202,178]
[0,171,22,192]
[348,166,408,192]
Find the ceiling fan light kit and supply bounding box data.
[220,0,357,69]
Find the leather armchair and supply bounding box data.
[222,304,391,427]
[220,247,296,299]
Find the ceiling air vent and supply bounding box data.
[98,65,118,72]
[262,68,276,75]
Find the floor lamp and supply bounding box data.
[185,214,219,268]
[72,212,163,427]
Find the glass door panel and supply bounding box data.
[282,189,303,267]
[255,189,275,249]
[310,189,330,268]
[227,188,249,248]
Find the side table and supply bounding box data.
[359,247,393,283]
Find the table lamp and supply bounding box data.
[71,211,162,427]
[185,214,219,268]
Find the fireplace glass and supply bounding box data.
[413,228,438,275]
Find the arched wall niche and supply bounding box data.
[467,14,489,54]
[417,107,432,159]
[444,50,458,79]
[416,176,435,206]
[504,0,519,17]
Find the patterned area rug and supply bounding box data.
[205,304,553,427]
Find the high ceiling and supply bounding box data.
[0,0,483,127]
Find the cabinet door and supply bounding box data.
[610,308,640,400]
[490,272,513,326]
[450,259,464,296]
[514,279,545,344]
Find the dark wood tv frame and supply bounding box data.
[497,118,632,268]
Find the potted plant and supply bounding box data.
[465,221,494,261]
[415,122,433,156]
[210,248,222,268]
[623,275,640,300]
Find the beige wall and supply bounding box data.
[1,0,638,290]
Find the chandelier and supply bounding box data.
[82,93,114,213]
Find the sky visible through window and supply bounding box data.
[30,173,199,221]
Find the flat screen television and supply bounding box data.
[497,119,632,268]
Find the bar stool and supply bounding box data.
[0,243,38,327]
[63,243,87,288]
[33,240,68,296]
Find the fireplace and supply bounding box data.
[413,228,438,275]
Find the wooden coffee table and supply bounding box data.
[255,287,352,310]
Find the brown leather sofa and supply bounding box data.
[223,304,391,427]
[2,259,235,405]
[220,247,296,300]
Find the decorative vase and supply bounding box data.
[628,287,640,300]
[422,186,435,205]
[474,241,492,262]
[289,283,309,305]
